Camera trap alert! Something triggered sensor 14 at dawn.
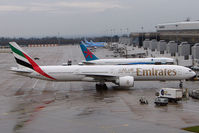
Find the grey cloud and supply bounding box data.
[0,0,199,37]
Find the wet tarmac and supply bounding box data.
[0,45,199,133]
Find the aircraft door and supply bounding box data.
[177,68,182,79]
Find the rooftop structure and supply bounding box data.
[157,21,199,32]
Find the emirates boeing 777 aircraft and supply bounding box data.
[9,42,196,89]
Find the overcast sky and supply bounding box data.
[0,0,199,38]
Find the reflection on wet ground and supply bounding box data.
[0,45,199,133]
[11,87,118,132]
[9,83,199,133]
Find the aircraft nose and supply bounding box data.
[190,71,197,79]
[192,71,196,78]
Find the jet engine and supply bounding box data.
[116,76,134,87]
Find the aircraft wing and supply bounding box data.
[82,73,115,77]
[78,72,117,81]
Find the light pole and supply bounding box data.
[175,24,178,43]
[155,26,158,41]
[120,28,123,36]
[126,28,129,37]
[110,29,113,43]
[105,29,108,42]
[141,26,144,46]
[112,29,115,42]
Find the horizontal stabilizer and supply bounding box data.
[10,67,32,73]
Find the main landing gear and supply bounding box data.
[96,83,108,91]
[179,80,183,88]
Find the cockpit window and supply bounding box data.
[189,70,192,72]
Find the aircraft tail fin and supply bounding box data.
[80,41,99,61]
[9,42,55,80]
[9,42,36,70]
[84,38,89,43]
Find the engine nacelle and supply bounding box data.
[117,76,134,87]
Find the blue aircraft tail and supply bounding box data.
[84,38,90,44]
[80,41,99,61]
[90,40,104,47]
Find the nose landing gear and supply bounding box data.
[179,80,183,88]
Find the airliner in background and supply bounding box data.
[80,41,94,48]
[80,42,175,65]
[90,40,106,45]
[83,39,105,47]
[9,42,195,89]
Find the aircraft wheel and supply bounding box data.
[96,83,108,90]
[102,84,108,90]
[179,81,183,88]
[96,84,100,90]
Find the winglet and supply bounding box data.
[80,41,99,61]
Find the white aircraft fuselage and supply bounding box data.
[83,58,174,65]
[14,65,195,82]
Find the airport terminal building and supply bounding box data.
[156,21,199,43]
[128,21,199,45]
